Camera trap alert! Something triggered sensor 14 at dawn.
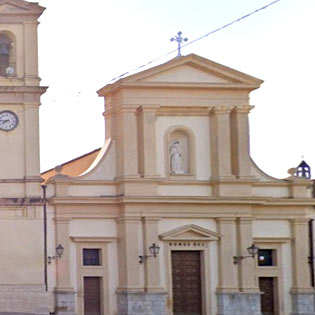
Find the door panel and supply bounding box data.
[172,251,202,315]
[84,276,101,315]
[259,277,275,315]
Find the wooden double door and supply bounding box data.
[171,251,202,315]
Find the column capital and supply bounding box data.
[210,106,233,115]
[117,106,138,114]
[216,217,237,224]
[54,217,71,223]
[237,217,253,223]
[117,216,142,222]
[232,105,254,114]
[291,218,310,225]
[142,216,162,222]
[137,105,158,113]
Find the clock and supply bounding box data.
[0,111,19,131]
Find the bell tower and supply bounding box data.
[0,1,49,314]
[0,0,46,193]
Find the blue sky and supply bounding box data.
[37,0,315,178]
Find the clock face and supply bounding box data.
[0,111,19,131]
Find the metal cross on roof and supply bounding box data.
[170,31,188,57]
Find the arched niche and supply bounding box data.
[0,31,16,77]
[165,126,195,179]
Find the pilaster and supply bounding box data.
[210,106,234,179]
[116,216,167,315]
[54,217,76,315]
[291,219,313,291]
[137,107,158,178]
[24,102,40,180]
[117,216,143,291]
[142,217,163,292]
[236,217,258,292]
[23,21,40,85]
[216,217,238,292]
[230,106,253,178]
[216,217,261,315]
[117,108,139,178]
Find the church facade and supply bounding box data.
[1,1,315,315]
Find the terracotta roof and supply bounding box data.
[41,148,101,181]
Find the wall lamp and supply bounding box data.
[139,243,160,264]
[233,243,259,264]
[48,244,64,264]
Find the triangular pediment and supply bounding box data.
[160,224,220,241]
[98,54,263,95]
[0,0,44,15]
[139,64,231,84]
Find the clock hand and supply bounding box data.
[0,119,9,123]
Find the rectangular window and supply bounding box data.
[83,248,101,266]
[258,249,276,266]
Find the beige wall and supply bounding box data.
[0,218,44,284]
[253,220,291,238]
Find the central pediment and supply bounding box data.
[98,54,263,95]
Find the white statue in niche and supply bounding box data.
[170,140,184,174]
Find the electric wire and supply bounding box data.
[1,0,281,116]
[108,0,281,84]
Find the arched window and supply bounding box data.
[0,32,16,77]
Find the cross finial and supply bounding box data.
[170,31,188,57]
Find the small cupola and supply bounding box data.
[296,160,311,179]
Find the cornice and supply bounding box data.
[48,196,119,205]
[48,195,315,207]
[0,86,47,94]
[210,105,233,115]
[48,179,116,186]
[158,179,209,186]
[232,105,254,114]
[253,181,290,187]
[156,106,209,116]
[71,236,116,243]
[0,176,43,183]
[48,176,293,187]
[252,212,313,220]
[108,82,260,91]
[254,237,291,243]
[0,197,43,206]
